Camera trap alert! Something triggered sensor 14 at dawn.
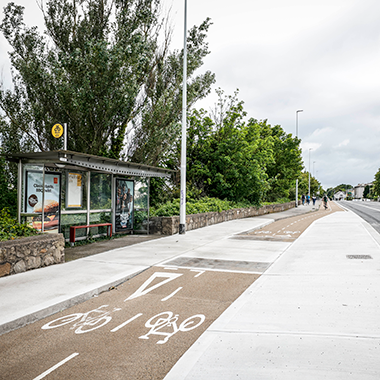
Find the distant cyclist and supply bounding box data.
[323,194,328,209]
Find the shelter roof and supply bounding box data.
[5,150,174,178]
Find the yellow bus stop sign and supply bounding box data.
[52,124,64,138]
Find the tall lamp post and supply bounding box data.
[295,110,303,207]
[179,0,188,234]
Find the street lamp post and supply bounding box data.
[295,110,303,207]
[179,0,187,234]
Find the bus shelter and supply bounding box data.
[6,150,174,241]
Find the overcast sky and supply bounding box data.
[1,0,379,189]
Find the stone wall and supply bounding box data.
[0,234,65,277]
[149,201,296,235]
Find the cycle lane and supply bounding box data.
[0,265,261,380]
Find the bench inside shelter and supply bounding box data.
[69,223,112,246]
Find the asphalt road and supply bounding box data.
[339,200,380,234]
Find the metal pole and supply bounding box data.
[179,0,187,235]
[295,110,303,207]
[87,171,91,231]
[17,159,22,224]
[147,177,150,235]
[64,123,67,151]
[42,165,45,233]
[111,174,115,234]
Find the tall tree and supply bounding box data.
[257,120,303,202]
[363,184,370,198]
[373,168,380,197]
[0,0,214,160]
[180,98,275,204]
[126,18,215,166]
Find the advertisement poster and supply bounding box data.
[67,172,82,208]
[115,179,134,231]
[25,171,61,232]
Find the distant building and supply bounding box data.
[334,191,346,201]
[353,183,373,199]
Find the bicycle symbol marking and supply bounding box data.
[139,311,205,344]
[41,270,207,342]
[41,305,121,334]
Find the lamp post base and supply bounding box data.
[179,223,186,234]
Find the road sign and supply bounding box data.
[52,124,64,138]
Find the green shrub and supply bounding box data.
[151,196,291,217]
[262,197,290,205]
[0,208,39,241]
[151,197,252,217]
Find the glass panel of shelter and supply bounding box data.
[20,163,152,240]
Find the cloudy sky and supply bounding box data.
[1,0,379,189]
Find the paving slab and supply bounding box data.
[164,208,380,379]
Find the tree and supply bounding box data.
[363,184,370,198]
[0,0,214,161]
[373,168,380,197]
[125,18,215,166]
[297,171,323,198]
[259,122,303,202]
[327,183,353,199]
[0,150,17,217]
[175,95,275,205]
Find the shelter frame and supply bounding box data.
[6,150,173,239]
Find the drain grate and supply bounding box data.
[346,255,373,260]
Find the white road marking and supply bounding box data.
[349,203,380,212]
[164,267,178,270]
[161,287,183,301]
[125,272,183,301]
[190,270,205,278]
[33,353,79,380]
[111,313,143,332]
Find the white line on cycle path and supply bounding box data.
[33,353,79,380]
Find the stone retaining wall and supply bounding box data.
[150,201,296,235]
[0,234,65,277]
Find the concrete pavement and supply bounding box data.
[164,205,380,379]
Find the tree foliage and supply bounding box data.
[326,183,352,199]
[126,18,215,166]
[373,168,380,197]
[363,184,370,198]
[0,0,214,161]
[0,151,17,216]
[184,108,272,204]
[260,121,303,202]
[165,91,303,205]
[297,171,323,198]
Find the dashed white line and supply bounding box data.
[161,287,183,301]
[190,270,205,278]
[111,313,143,332]
[33,353,79,380]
